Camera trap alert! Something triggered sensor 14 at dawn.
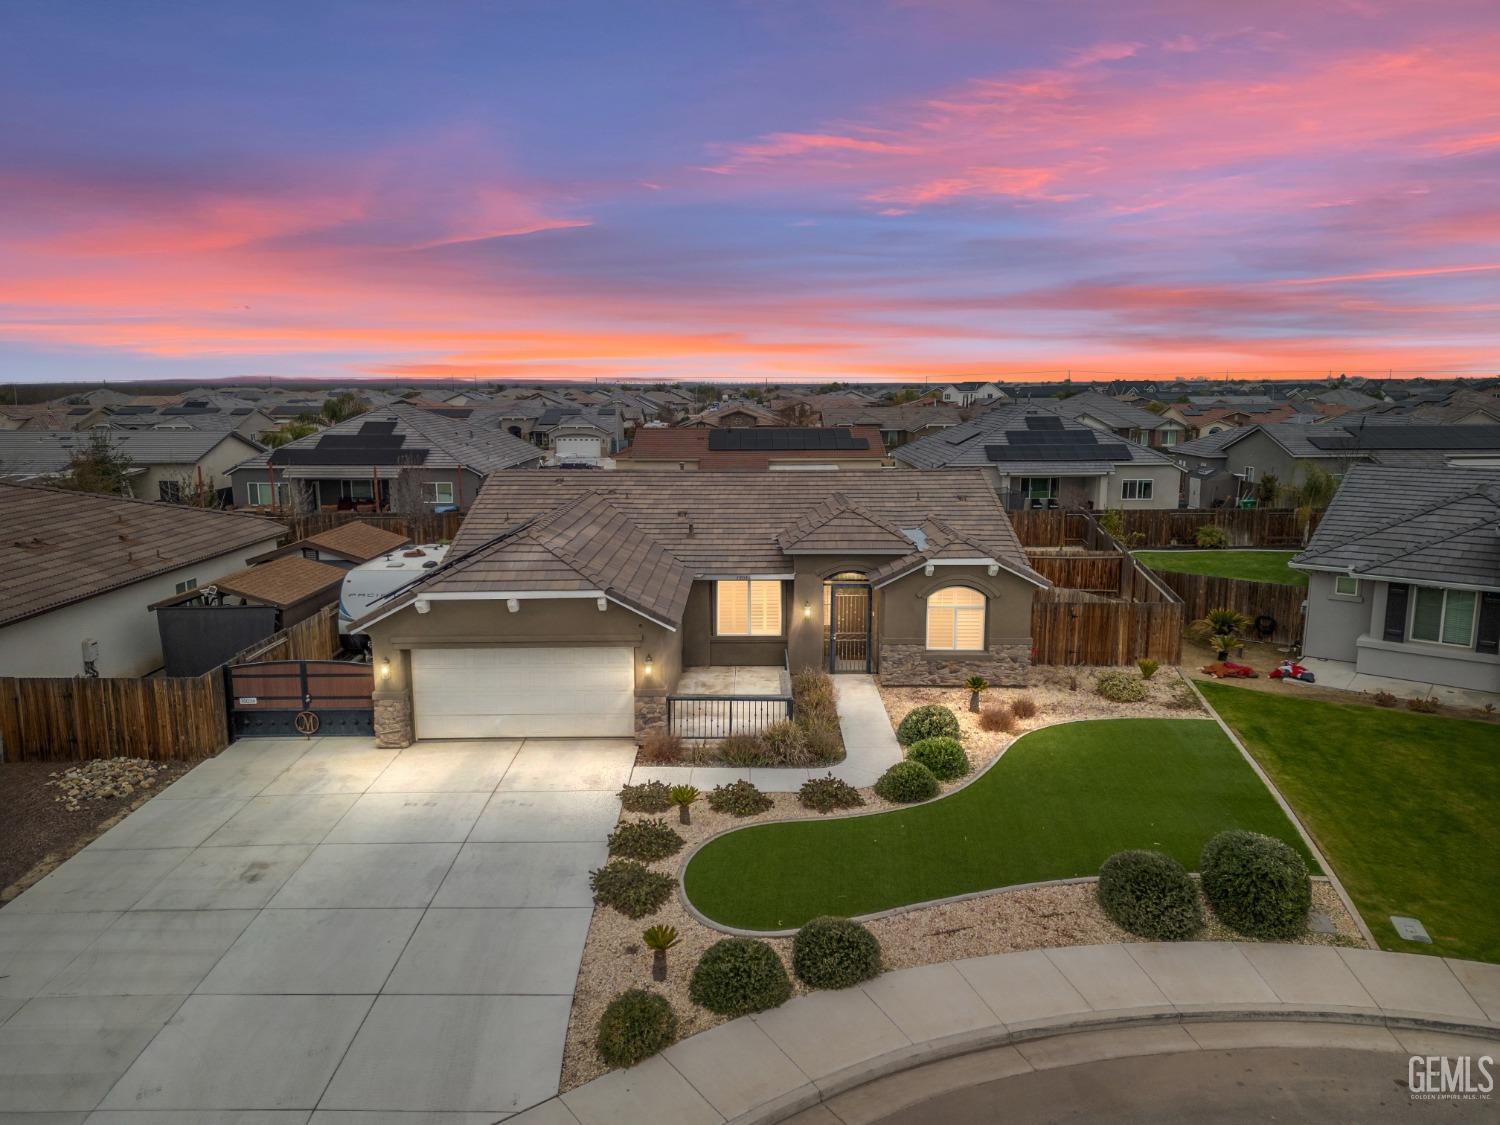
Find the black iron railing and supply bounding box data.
[666,694,793,739]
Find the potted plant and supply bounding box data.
[669,785,699,825]
[643,924,680,981]
[964,675,988,713]
[1189,607,1253,661]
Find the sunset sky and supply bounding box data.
[3,0,1499,385]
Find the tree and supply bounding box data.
[321,393,366,425]
[389,465,425,517]
[259,419,319,449]
[1254,473,1281,508]
[56,431,135,496]
[1289,466,1338,538]
[775,401,816,426]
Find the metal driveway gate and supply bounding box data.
[227,659,374,738]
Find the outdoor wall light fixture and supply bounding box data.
[380,658,391,681]
[803,601,811,620]
[644,654,654,678]
[506,598,520,613]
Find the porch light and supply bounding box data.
[380,658,391,681]
[644,654,654,678]
[803,601,811,620]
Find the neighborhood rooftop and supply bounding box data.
[894,403,1173,473]
[0,430,257,480]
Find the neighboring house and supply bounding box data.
[894,405,1182,510]
[1161,401,1316,440]
[0,403,109,431]
[227,405,543,512]
[100,401,277,439]
[1351,389,1500,427]
[354,470,1047,743]
[0,483,283,677]
[247,521,413,568]
[678,402,782,428]
[544,418,616,465]
[1292,465,1500,694]
[615,426,891,471]
[530,406,626,454]
[819,405,963,449]
[0,429,264,502]
[1037,390,1186,449]
[939,382,1009,407]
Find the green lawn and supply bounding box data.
[1133,549,1306,587]
[1200,683,1500,963]
[683,718,1313,931]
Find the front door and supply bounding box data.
[828,583,872,673]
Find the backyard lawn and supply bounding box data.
[1201,683,1500,963]
[683,718,1313,931]
[1133,549,1305,586]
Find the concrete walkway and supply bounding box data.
[514,942,1500,1125]
[0,735,636,1120]
[630,674,903,793]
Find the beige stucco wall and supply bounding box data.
[128,436,264,501]
[1096,462,1183,509]
[878,566,1035,649]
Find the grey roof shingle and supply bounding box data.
[893,404,1174,470]
[0,430,260,478]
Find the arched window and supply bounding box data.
[926,586,986,651]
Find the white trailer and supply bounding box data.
[339,544,449,647]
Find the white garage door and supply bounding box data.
[411,646,635,739]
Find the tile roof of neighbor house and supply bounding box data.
[301,521,413,561]
[1172,421,1500,463]
[1292,465,1500,590]
[819,404,964,432]
[0,482,285,627]
[894,404,1175,473]
[1026,390,1167,432]
[357,469,1046,630]
[231,405,544,479]
[207,555,347,610]
[0,430,264,480]
[617,425,888,469]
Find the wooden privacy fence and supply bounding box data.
[275,510,464,546]
[0,605,345,763]
[1010,507,1321,549]
[1153,570,1307,646]
[1025,552,1123,595]
[1031,587,1183,666]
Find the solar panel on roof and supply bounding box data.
[985,442,1130,462]
[68,407,91,416]
[358,419,399,436]
[230,407,253,415]
[1307,425,1500,451]
[1024,415,1065,430]
[706,427,869,451]
[270,445,429,466]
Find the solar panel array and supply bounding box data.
[1307,425,1500,451]
[707,427,870,451]
[270,423,430,466]
[1024,415,1066,430]
[985,424,1131,463]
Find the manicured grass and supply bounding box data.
[683,718,1313,931]
[1201,683,1500,963]
[1133,549,1306,587]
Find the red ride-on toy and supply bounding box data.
[1201,661,1257,678]
[1270,661,1316,683]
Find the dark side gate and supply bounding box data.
[227,660,374,738]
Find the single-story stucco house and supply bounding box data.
[353,470,1048,745]
[1292,465,1500,694]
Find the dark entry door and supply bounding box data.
[828,584,872,673]
[227,660,374,738]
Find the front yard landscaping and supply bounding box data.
[1200,682,1500,963]
[1133,549,1305,586]
[683,717,1315,931]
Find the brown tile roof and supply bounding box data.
[776,496,916,554]
[211,555,346,610]
[0,482,285,627]
[302,522,412,562]
[618,425,888,469]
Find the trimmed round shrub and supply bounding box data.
[906,736,970,781]
[1199,830,1312,939]
[1096,670,1148,703]
[873,759,939,803]
[707,779,774,817]
[896,704,961,745]
[607,818,685,862]
[590,860,675,919]
[1096,849,1204,940]
[617,780,672,813]
[689,938,792,1016]
[792,916,882,989]
[596,988,677,1067]
[799,773,865,814]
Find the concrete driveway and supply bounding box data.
[0,735,635,1121]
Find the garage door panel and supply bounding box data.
[411,646,634,739]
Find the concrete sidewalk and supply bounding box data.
[629,674,903,793]
[517,942,1500,1125]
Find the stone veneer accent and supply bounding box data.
[878,642,1030,687]
[634,692,667,738]
[373,692,414,749]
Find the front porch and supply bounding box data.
[666,665,792,740]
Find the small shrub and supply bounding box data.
[596,988,677,1067]
[762,719,808,765]
[1009,694,1039,720]
[979,704,1016,733]
[799,713,844,764]
[617,780,672,813]
[1200,830,1312,940]
[1097,850,1204,940]
[791,667,836,711]
[643,924,680,980]
[896,704,961,745]
[906,736,970,781]
[639,727,686,764]
[1406,696,1439,714]
[715,733,770,767]
[798,773,865,813]
[707,779,773,817]
[1372,690,1397,707]
[689,938,792,1016]
[590,860,675,919]
[873,759,939,803]
[607,818,685,862]
[792,916,882,989]
[1137,658,1159,680]
[1096,670,1148,703]
[1195,524,1231,549]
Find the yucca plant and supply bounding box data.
[964,675,989,713]
[669,785,699,825]
[1188,607,1252,657]
[643,924,681,981]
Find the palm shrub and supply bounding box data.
[590,860,675,918]
[689,938,792,1016]
[707,779,773,817]
[643,924,680,982]
[1188,607,1252,656]
[906,736,969,781]
[1199,830,1312,939]
[1096,850,1204,940]
[1095,670,1148,703]
[965,675,988,712]
[873,759,939,803]
[1137,658,1159,680]
[596,989,677,1067]
[792,916,882,989]
[896,704,960,745]
[799,773,865,813]
[607,818,685,862]
[617,780,672,813]
[669,785,699,826]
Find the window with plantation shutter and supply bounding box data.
[926,586,986,651]
[1409,586,1477,648]
[715,580,782,636]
